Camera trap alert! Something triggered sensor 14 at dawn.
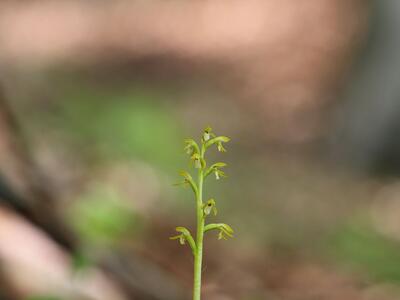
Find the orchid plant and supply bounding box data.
[171,126,234,300]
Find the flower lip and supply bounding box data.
[203,126,214,141]
[203,199,217,216]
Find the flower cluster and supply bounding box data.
[170,126,233,255]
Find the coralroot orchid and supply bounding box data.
[171,126,233,300]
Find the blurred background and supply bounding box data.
[1,0,400,299]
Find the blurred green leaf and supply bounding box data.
[42,84,184,170]
[329,222,400,283]
[71,251,92,272]
[69,185,137,245]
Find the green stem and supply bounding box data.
[193,147,205,300]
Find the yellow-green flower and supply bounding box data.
[203,126,215,142]
[184,139,199,155]
[203,199,217,216]
[205,162,227,180]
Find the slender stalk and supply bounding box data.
[193,147,205,300]
[171,127,232,300]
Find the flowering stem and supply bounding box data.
[193,145,205,300]
[171,127,233,300]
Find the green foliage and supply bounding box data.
[45,85,183,170]
[329,222,400,283]
[69,185,137,246]
[71,251,92,272]
[171,126,233,300]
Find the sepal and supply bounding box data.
[204,223,234,240]
[205,162,227,180]
[205,136,230,152]
[184,139,200,156]
[174,170,198,194]
[170,226,197,255]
